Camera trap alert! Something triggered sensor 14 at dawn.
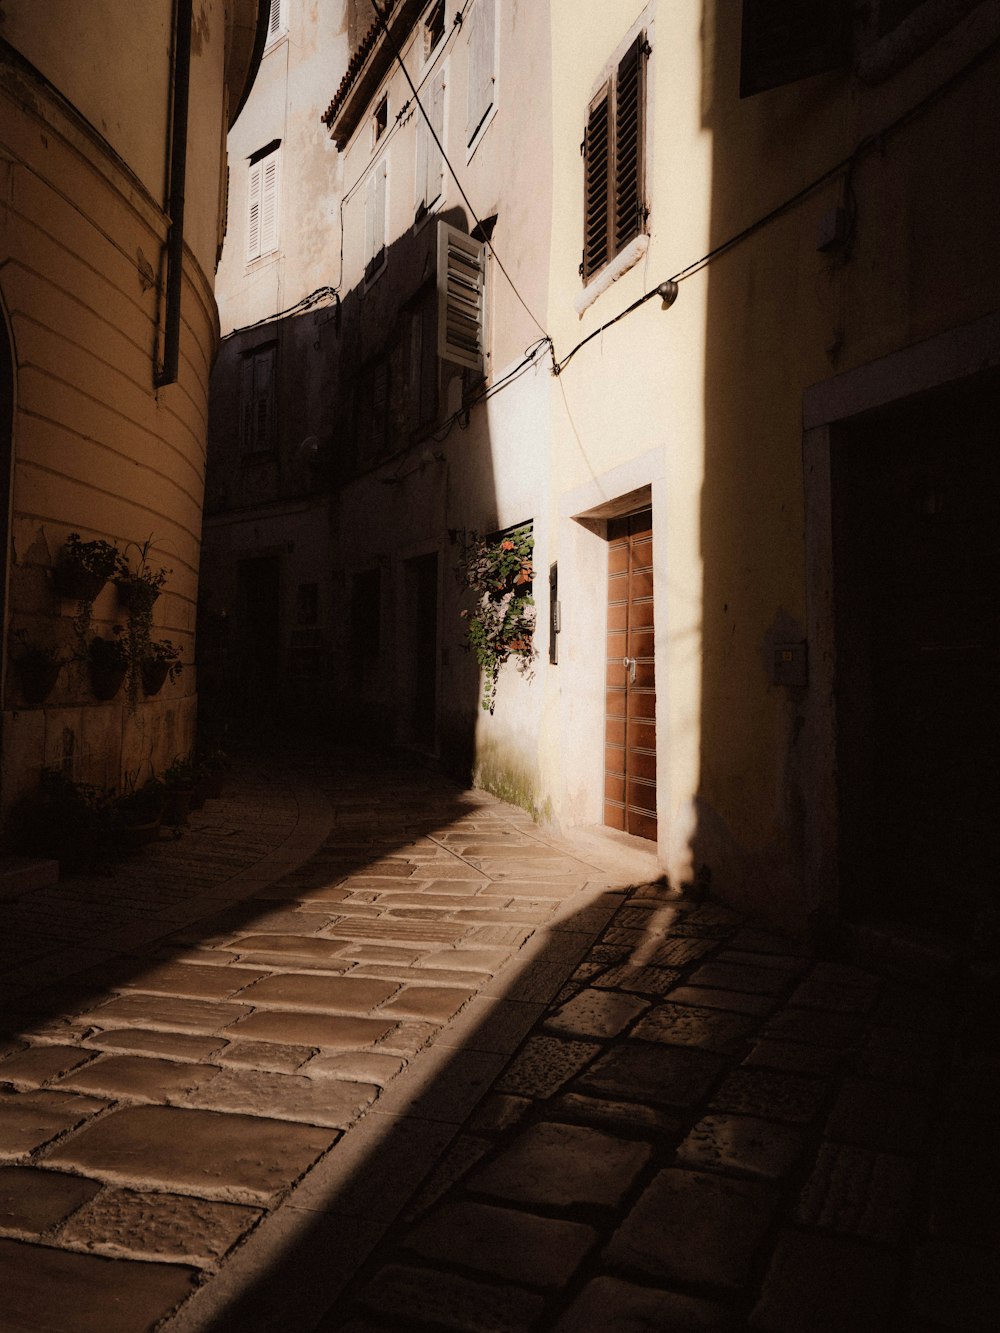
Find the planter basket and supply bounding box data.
[54,565,107,602]
[141,660,170,696]
[115,580,160,612]
[89,662,127,701]
[15,659,62,707]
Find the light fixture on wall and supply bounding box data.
[656,280,679,308]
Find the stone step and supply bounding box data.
[0,856,59,901]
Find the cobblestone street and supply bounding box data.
[0,751,995,1332]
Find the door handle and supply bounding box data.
[622,656,637,684]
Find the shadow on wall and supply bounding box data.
[694,1,1000,936]
[200,207,503,782]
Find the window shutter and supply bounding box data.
[363,170,376,270]
[437,220,485,371]
[466,0,495,144]
[582,84,611,280]
[255,348,274,451]
[614,36,646,254]
[259,152,280,255]
[268,0,282,42]
[428,71,445,205]
[364,158,387,278]
[418,69,446,213]
[374,156,387,260]
[246,159,262,261]
[740,0,851,97]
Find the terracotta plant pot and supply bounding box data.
[14,659,62,707]
[163,788,193,826]
[118,817,162,848]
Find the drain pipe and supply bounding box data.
[155,0,193,389]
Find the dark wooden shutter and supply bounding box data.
[582,85,611,280]
[740,0,852,98]
[614,36,646,255]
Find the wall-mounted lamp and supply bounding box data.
[656,280,679,308]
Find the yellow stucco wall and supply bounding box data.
[0,3,247,808]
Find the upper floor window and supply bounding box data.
[266,0,287,46]
[466,0,495,148]
[416,69,446,219]
[582,33,649,282]
[373,95,388,145]
[423,0,446,61]
[240,344,277,455]
[246,142,281,264]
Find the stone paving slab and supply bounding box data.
[0,1089,107,1159]
[58,1188,261,1266]
[0,1236,198,1333]
[0,1165,102,1234]
[43,1105,336,1202]
[606,1167,776,1289]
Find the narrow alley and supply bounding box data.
[0,751,994,1332]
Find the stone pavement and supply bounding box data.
[0,752,996,1332]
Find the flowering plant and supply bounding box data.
[456,527,535,712]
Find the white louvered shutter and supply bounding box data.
[418,70,446,213]
[259,152,280,256]
[364,158,387,275]
[466,0,495,145]
[437,221,485,371]
[246,159,262,261]
[268,0,282,42]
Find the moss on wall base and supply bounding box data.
[473,740,552,824]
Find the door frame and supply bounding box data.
[801,310,1000,922]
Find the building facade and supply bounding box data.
[206,0,999,936]
[0,0,266,813]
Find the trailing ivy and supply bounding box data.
[456,527,536,713]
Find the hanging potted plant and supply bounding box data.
[54,532,119,603]
[87,629,128,700]
[114,541,170,613]
[10,630,64,707]
[141,639,183,696]
[113,538,171,711]
[455,528,536,713]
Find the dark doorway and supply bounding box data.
[236,556,282,715]
[403,552,438,750]
[604,510,657,840]
[833,371,1000,928]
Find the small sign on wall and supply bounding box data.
[773,641,808,688]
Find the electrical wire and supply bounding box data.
[222,285,339,340]
[367,0,552,344]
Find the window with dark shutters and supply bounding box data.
[582,33,647,283]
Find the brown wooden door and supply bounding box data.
[604,510,657,839]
